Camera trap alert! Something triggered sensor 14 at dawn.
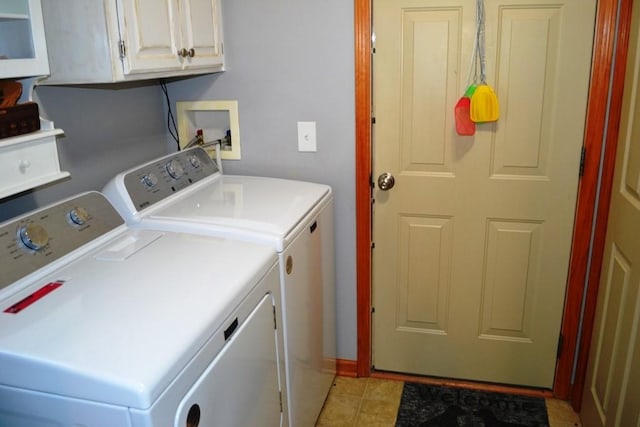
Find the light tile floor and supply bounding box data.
[316,376,582,427]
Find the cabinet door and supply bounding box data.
[0,0,49,78]
[179,0,224,70]
[117,0,182,75]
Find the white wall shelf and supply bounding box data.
[0,1,69,200]
[0,128,69,200]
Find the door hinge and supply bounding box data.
[372,116,376,124]
[371,242,375,249]
[119,40,126,59]
[279,391,283,412]
[557,333,564,359]
[579,146,586,177]
[273,306,277,329]
[371,306,375,313]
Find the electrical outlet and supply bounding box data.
[297,121,317,152]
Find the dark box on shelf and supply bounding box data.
[0,102,41,140]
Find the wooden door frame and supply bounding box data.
[354,0,633,405]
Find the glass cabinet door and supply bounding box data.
[0,0,49,78]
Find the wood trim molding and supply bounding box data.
[355,0,372,378]
[336,359,359,377]
[570,0,634,410]
[553,0,626,400]
[371,371,554,399]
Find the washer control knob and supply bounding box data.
[141,173,158,188]
[166,159,184,179]
[189,155,201,169]
[69,207,89,225]
[18,223,49,251]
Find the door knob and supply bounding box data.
[377,172,395,191]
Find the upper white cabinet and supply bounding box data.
[0,0,50,78]
[40,0,224,84]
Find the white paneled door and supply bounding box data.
[580,1,640,424]
[372,0,596,387]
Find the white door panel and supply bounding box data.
[373,0,596,387]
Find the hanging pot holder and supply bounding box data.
[470,84,499,122]
[455,84,477,136]
[469,0,499,123]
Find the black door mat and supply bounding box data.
[395,382,549,427]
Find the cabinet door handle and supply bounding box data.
[188,48,196,58]
[178,48,188,57]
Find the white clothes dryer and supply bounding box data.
[103,147,336,427]
[0,192,287,427]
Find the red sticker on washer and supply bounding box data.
[4,281,63,314]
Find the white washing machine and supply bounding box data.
[103,147,336,427]
[0,192,287,427]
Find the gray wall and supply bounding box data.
[1,0,357,361]
[0,83,170,222]
[166,0,357,359]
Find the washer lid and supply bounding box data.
[0,228,276,410]
[147,175,331,248]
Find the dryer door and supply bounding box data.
[174,293,282,427]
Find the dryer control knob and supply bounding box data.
[141,173,158,188]
[18,223,49,251]
[69,207,89,225]
[189,155,201,169]
[166,159,185,179]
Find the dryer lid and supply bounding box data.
[148,175,331,247]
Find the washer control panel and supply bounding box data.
[123,147,218,212]
[0,192,124,291]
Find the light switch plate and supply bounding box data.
[297,121,317,152]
